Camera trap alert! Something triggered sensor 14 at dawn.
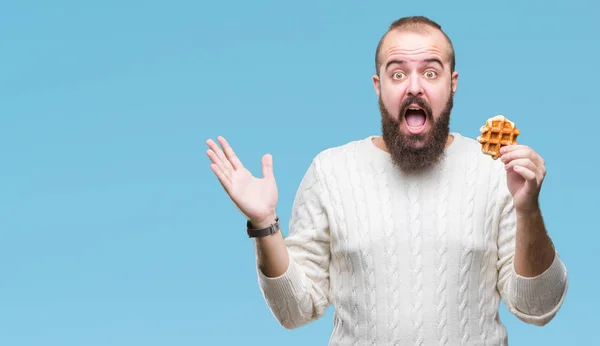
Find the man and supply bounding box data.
[205,16,568,345]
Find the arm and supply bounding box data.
[205,136,330,330]
[255,157,331,330]
[513,207,556,278]
[252,214,289,278]
[496,174,568,326]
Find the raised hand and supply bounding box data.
[500,144,546,214]
[206,136,278,227]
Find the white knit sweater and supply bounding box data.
[256,132,568,345]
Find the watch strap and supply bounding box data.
[247,217,280,238]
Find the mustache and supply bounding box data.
[399,96,432,119]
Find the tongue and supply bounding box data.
[406,111,426,127]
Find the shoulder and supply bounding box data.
[296,136,380,192]
[453,132,512,202]
[316,137,370,158]
[449,132,510,203]
[451,132,506,176]
[311,136,376,169]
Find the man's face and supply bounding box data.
[373,28,459,173]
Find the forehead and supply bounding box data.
[380,29,451,67]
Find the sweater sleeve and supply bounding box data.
[255,156,331,330]
[495,170,568,326]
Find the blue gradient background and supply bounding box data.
[1,0,597,345]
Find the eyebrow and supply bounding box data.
[385,58,444,70]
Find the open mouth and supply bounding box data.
[404,106,428,134]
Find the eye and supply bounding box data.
[424,70,437,78]
[392,72,406,80]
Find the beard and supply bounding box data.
[379,92,454,174]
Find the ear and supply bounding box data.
[451,71,459,93]
[372,74,381,98]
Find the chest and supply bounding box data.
[322,166,500,274]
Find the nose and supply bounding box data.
[407,74,424,96]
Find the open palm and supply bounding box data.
[206,136,278,225]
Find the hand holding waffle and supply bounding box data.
[478,115,546,213]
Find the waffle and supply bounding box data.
[476,115,520,159]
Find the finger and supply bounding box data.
[505,158,543,183]
[206,149,232,180]
[504,158,536,172]
[209,163,232,192]
[501,145,544,167]
[500,149,543,169]
[262,154,274,179]
[500,144,528,154]
[206,138,234,175]
[500,148,530,162]
[217,136,244,170]
[206,139,225,163]
[513,165,538,192]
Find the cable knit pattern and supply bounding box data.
[435,162,451,346]
[373,160,399,342]
[324,149,352,345]
[407,177,424,345]
[256,133,568,345]
[479,169,501,344]
[459,146,478,346]
[344,144,362,344]
[354,145,378,345]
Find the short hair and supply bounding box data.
[375,16,455,75]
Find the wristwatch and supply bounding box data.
[247,217,280,238]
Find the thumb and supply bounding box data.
[262,154,274,179]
